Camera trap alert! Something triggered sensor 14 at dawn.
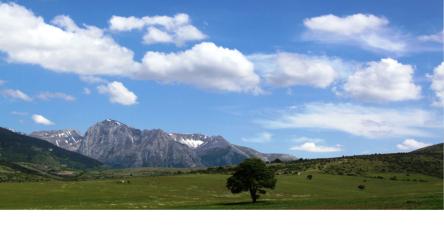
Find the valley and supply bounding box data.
[0,173,441,209]
[0,123,442,209]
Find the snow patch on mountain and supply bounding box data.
[30,129,83,152]
[177,138,204,148]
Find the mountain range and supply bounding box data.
[30,119,295,168]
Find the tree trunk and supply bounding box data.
[249,188,257,203]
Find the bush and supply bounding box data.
[306,175,313,180]
[358,184,365,190]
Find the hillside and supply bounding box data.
[412,143,443,154]
[265,143,443,178]
[0,127,102,182]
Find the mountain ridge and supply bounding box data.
[31,119,296,168]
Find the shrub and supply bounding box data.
[358,184,365,190]
[306,175,313,180]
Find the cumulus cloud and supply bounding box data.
[0,3,139,76]
[97,81,138,106]
[343,58,421,102]
[109,13,206,46]
[139,42,262,93]
[32,114,54,125]
[36,91,75,101]
[1,89,32,101]
[257,103,441,138]
[397,139,431,151]
[242,132,272,143]
[291,142,342,153]
[303,13,407,53]
[143,27,173,44]
[249,53,348,88]
[429,62,444,107]
[108,16,146,31]
[0,3,260,94]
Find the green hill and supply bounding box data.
[263,143,443,178]
[411,143,443,154]
[0,127,102,182]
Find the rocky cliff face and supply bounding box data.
[32,119,295,168]
[30,129,82,152]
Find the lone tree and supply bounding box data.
[226,158,277,203]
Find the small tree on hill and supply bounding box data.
[226,158,277,203]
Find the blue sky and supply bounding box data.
[0,0,443,157]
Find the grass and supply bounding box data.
[0,172,442,209]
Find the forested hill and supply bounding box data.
[0,127,102,181]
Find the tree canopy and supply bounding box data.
[226,158,277,203]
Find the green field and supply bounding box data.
[0,172,442,209]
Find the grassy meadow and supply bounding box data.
[0,172,442,209]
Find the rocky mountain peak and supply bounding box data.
[30,129,83,152]
[31,119,296,168]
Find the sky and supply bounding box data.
[0,0,443,158]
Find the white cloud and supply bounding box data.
[79,75,107,84]
[303,14,406,53]
[304,14,388,36]
[291,142,342,153]
[83,87,91,95]
[292,137,324,143]
[418,31,443,43]
[343,58,421,102]
[97,81,138,106]
[174,24,207,43]
[397,139,431,151]
[0,4,260,94]
[143,27,173,44]
[1,89,32,101]
[429,62,444,107]
[11,111,28,116]
[0,3,138,76]
[257,103,441,138]
[139,42,262,93]
[0,80,5,85]
[36,91,75,101]
[109,13,206,46]
[32,114,54,125]
[249,53,347,88]
[108,16,146,31]
[242,132,272,143]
